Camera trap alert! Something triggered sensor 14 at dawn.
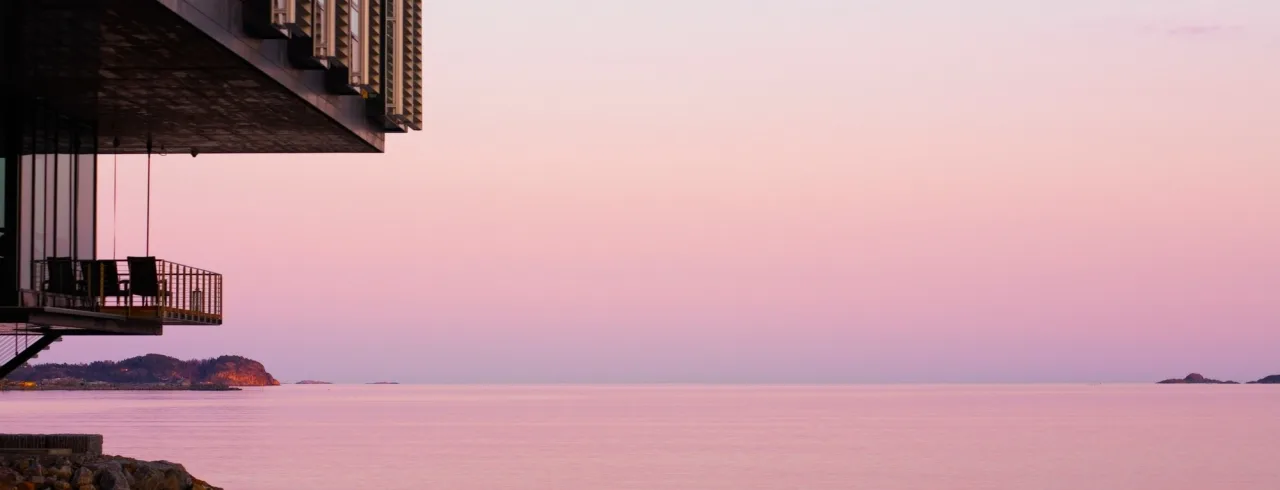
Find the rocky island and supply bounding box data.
[2,354,280,390]
[1156,373,1280,384]
[1157,373,1238,384]
[295,380,333,385]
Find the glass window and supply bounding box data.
[43,153,54,259]
[351,0,363,82]
[75,153,95,260]
[0,155,6,295]
[0,156,6,230]
[315,0,328,56]
[55,153,72,258]
[352,1,361,37]
[29,155,44,264]
[18,154,31,290]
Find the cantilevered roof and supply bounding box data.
[16,0,385,154]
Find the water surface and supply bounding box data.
[2,385,1277,489]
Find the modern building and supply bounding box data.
[0,0,423,377]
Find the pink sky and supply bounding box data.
[42,0,1280,383]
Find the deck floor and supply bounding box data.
[99,306,222,326]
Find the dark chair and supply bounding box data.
[80,259,130,299]
[126,256,168,306]
[42,257,83,296]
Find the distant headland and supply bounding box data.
[2,354,280,391]
[1158,373,1280,385]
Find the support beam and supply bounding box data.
[0,334,59,380]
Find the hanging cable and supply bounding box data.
[113,152,118,259]
[145,138,152,257]
[112,138,119,260]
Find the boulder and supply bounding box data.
[0,465,17,477]
[95,461,131,490]
[130,461,190,490]
[71,467,94,487]
[22,460,41,480]
[0,466,19,486]
[52,465,74,480]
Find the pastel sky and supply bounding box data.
[41,0,1280,383]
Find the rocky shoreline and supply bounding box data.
[1,383,241,392]
[0,434,220,490]
[0,453,221,490]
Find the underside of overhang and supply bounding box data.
[0,308,162,336]
[14,0,385,154]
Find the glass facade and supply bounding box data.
[4,99,97,299]
[1,3,15,306]
[1,1,99,305]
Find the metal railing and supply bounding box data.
[28,258,223,326]
[0,332,38,371]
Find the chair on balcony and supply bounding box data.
[41,257,87,308]
[43,257,83,294]
[80,260,131,306]
[126,256,168,307]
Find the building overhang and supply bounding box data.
[16,0,386,154]
[0,308,162,336]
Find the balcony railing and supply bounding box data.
[27,257,223,326]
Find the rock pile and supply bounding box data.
[0,454,221,490]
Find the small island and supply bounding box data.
[1158,373,1280,385]
[295,380,333,385]
[367,381,400,385]
[1157,373,1238,384]
[2,354,280,391]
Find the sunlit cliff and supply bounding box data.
[8,354,280,386]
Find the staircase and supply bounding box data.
[0,328,59,380]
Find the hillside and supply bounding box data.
[8,354,281,386]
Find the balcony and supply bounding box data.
[27,257,223,326]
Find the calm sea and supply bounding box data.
[1,385,1278,489]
